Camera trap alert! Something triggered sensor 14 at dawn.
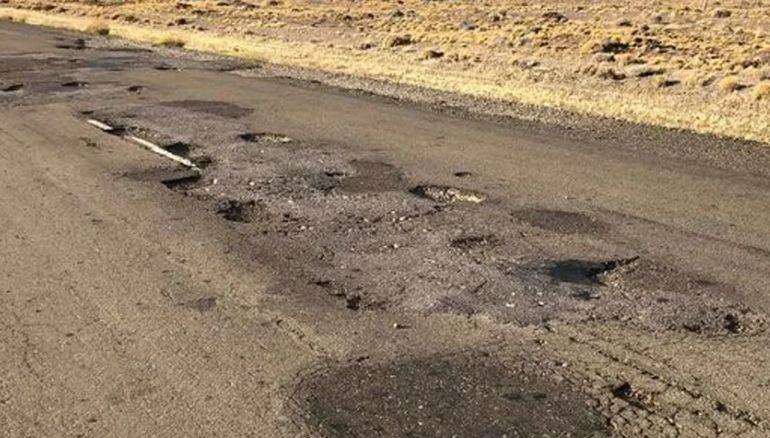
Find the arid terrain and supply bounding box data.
[1,0,769,142]
[2,7,770,438]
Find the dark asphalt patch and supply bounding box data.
[547,257,640,285]
[161,100,253,118]
[336,160,406,194]
[296,352,610,438]
[511,208,610,235]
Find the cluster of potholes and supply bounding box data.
[72,94,764,432]
[92,99,768,337]
[0,36,177,102]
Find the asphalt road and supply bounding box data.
[2,21,770,438]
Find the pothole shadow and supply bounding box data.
[1,84,24,92]
[295,352,610,438]
[122,166,201,190]
[163,141,191,158]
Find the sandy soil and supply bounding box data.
[1,0,769,143]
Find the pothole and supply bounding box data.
[54,39,86,50]
[163,141,192,158]
[61,81,88,88]
[1,84,23,92]
[547,257,640,285]
[161,100,253,118]
[238,132,293,144]
[337,160,407,194]
[538,257,767,335]
[191,155,214,169]
[216,199,269,223]
[512,208,610,235]
[451,234,499,250]
[411,184,486,204]
[296,352,610,438]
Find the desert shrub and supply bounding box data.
[752,82,770,100]
[718,76,742,92]
[157,35,186,48]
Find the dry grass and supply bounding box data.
[718,76,743,92]
[1,1,769,144]
[753,82,770,101]
[83,21,109,36]
[156,34,186,48]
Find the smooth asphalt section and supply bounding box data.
[2,20,770,437]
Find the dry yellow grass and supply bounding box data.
[718,76,742,92]
[156,35,186,48]
[753,82,770,100]
[83,21,109,36]
[1,1,769,144]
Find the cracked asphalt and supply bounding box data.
[2,21,770,438]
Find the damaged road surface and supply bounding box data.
[2,20,770,438]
